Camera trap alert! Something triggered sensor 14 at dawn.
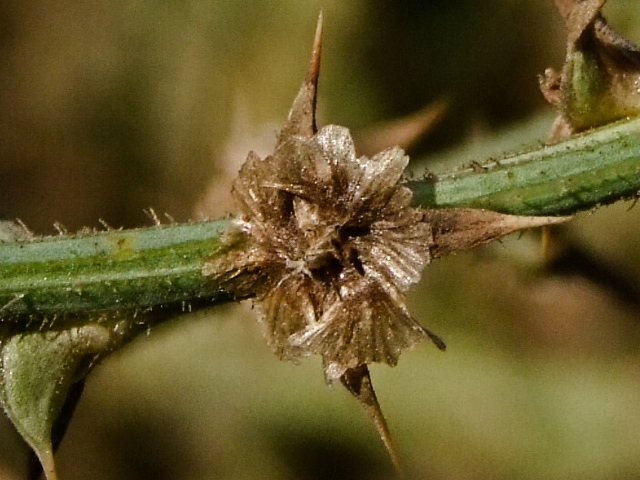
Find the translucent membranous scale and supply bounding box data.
[206,123,444,382]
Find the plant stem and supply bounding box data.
[409,116,640,215]
[1,116,640,321]
[0,220,235,321]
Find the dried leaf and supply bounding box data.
[427,209,570,258]
[205,12,573,471]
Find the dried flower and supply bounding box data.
[204,14,570,469]
[202,14,445,386]
[202,23,447,467]
[227,121,445,381]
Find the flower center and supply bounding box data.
[303,224,370,282]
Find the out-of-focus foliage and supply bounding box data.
[2,1,640,479]
[0,0,567,231]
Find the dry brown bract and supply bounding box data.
[203,18,445,468]
[204,14,446,387]
[230,121,445,381]
[204,13,569,470]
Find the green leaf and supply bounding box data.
[0,323,112,480]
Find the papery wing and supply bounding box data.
[356,237,427,293]
[350,147,410,221]
[311,126,409,219]
[275,126,353,221]
[232,151,293,229]
[292,275,435,382]
[354,186,432,291]
[277,131,334,187]
[314,125,358,170]
[313,126,381,214]
[256,271,320,361]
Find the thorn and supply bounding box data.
[427,209,572,259]
[306,11,323,134]
[282,12,324,138]
[424,326,446,351]
[564,0,606,45]
[341,365,403,475]
[552,0,604,32]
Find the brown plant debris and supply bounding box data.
[205,12,569,470]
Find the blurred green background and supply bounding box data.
[3,1,640,479]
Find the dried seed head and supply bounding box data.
[217,122,443,382]
[201,13,445,383]
[203,15,571,468]
[202,12,571,387]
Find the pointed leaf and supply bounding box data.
[0,324,111,480]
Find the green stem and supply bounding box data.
[0,220,235,321]
[410,116,640,215]
[2,116,640,321]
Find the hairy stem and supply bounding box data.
[410,116,640,215]
[0,220,236,323]
[1,116,640,321]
